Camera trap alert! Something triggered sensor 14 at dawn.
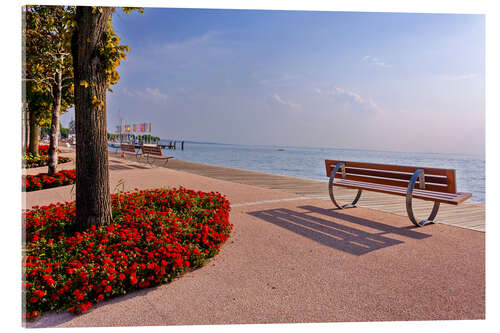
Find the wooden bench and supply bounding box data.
[141,145,174,167]
[325,160,472,227]
[120,144,142,161]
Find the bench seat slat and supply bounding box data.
[334,179,471,205]
[121,144,141,155]
[333,167,449,185]
[326,160,451,176]
[142,146,164,155]
[326,160,457,194]
[332,173,449,193]
[143,154,174,160]
[140,145,175,167]
[335,179,463,199]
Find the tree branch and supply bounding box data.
[23,77,56,85]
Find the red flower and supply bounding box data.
[73,289,85,301]
[42,274,55,287]
[130,273,138,285]
[79,302,92,313]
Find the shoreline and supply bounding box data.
[25,147,484,232]
[109,141,485,203]
[28,146,485,204]
[155,155,486,232]
[107,148,485,204]
[108,149,329,184]
[150,140,485,159]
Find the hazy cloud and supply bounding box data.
[259,74,299,88]
[361,55,392,68]
[143,30,233,71]
[439,73,477,80]
[316,86,383,113]
[272,93,301,111]
[158,31,220,54]
[144,88,168,102]
[120,87,168,103]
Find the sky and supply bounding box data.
[60,8,485,156]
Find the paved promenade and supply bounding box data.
[24,150,485,327]
[162,157,485,232]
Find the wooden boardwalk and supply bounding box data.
[165,158,485,232]
[110,151,485,232]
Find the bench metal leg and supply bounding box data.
[406,169,440,227]
[145,155,154,168]
[328,162,362,209]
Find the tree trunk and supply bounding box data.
[72,6,113,230]
[28,114,40,156]
[47,70,62,176]
[25,107,30,154]
[23,104,29,153]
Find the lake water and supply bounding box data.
[115,141,486,203]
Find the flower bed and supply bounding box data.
[27,145,52,156]
[22,187,232,320]
[23,145,71,169]
[23,155,72,169]
[23,169,76,192]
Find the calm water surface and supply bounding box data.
[114,141,485,203]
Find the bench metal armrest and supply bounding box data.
[406,169,440,227]
[328,162,362,209]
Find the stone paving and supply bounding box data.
[24,149,485,327]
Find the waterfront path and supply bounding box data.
[136,152,486,232]
[26,149,486,232]
[24,150,485,327]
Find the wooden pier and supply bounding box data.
[162,158,485,232]
[158,141,182,150]
[109,141,185,150]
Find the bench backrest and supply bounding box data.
[141,145,162,156]
[121,144,136,153]
[325,160,457,194]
